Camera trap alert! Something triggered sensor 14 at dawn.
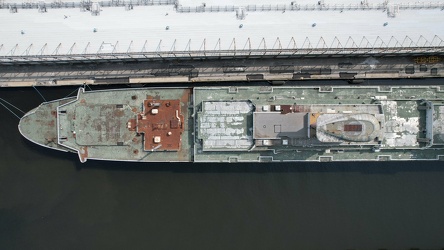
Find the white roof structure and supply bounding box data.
[1,0,444,62]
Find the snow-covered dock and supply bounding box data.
[0,0,443,63]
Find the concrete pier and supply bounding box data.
[1,56,443,87]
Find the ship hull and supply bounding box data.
[19,86,444,163]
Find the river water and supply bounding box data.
[1,85,444,249]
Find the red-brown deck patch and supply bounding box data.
[136,98,184,151]
[344,124,363,132]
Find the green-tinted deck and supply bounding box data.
[193,86,444,162]
[20,88,193,162]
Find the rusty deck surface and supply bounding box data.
[137,98,184,151]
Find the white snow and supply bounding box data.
[0,0,443,56]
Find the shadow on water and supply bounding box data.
[75,158,444,175]
[22,137,441,175]
[19,123,444,175]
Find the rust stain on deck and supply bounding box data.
[79,146,88,162]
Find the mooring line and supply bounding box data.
[32,85,47,102]
[0,99,21,119]
[83,83,93,91]
[0,97,25,114]
[65,87,81,98]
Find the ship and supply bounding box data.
[18,85,444,163]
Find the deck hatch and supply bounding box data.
[344,124,363,132]
[253,112,309,139]
[198,101,254,151]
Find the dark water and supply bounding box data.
[1,85,444,250]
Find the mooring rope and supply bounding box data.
[0,97,25,114]
[32,85,47,102]
[65,87,81,98]
[0,99,21,119]
[83,83,93,91]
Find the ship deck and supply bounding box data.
[193,86,444,162]
[18,85,444,162]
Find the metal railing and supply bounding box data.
[1,46,444,64]
[176,2,444,13]
[2,1,443,11]
[0,0,176,9]
[1,35,443,64]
